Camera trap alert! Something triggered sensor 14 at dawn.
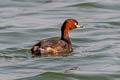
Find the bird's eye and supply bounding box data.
[74,23,77,26]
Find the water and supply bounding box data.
[0,0,120,80]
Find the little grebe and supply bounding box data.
[31,19,83,56]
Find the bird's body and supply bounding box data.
[31,19,83,56]
[31,39,72,56]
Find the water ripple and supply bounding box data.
[0,0,120,80]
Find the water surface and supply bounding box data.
[0,0,120,80]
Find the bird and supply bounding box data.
[31,19,83,56]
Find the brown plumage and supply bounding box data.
[31,19,83,56]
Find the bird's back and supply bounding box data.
[31,39,72,56]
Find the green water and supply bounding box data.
[0,0,120,80]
